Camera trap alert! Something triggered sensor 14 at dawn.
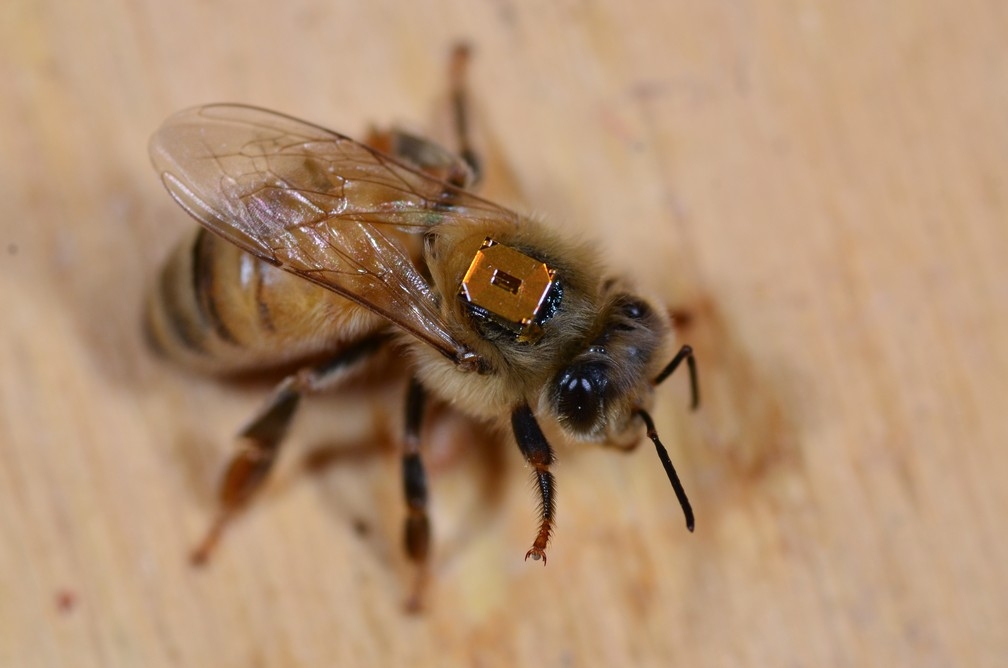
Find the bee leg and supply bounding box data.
[401,377,431,612]
[510,403,557,564]
[363,44,480,190]
[363,127,477,190]
[191,333,390,565]
[448,42,481,183]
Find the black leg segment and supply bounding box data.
[511,402,558,564]
[402,378,430,563]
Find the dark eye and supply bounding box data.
[622,299,649,319]
[555,363,607,433]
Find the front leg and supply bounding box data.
[510,403,557,564]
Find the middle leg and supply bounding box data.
[401,377,431,611]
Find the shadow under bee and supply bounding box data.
[302,402,511,570]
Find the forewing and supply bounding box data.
[149,104,514,363]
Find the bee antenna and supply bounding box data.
[652,345,699,410]
[636,409,695,532]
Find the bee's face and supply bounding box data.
[550,295,666,440]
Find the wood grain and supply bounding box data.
[2,1,1007,666]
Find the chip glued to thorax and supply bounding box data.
[458,237,559,342]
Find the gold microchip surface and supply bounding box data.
[459,238,556,340]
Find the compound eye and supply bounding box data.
[556,364,606,433]
[621,298,649,319]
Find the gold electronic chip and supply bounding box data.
[459,238,558,342]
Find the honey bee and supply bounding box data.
[147,46,698,598]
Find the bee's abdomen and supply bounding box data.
[145,228,383,373]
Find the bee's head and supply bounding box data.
[550,294,666,439]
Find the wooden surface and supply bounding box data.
[3,1,1007,666]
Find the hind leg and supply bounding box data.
[191,333,390,564]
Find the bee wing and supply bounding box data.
[150,104,513,366]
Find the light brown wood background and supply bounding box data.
[2,1,1006,666]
